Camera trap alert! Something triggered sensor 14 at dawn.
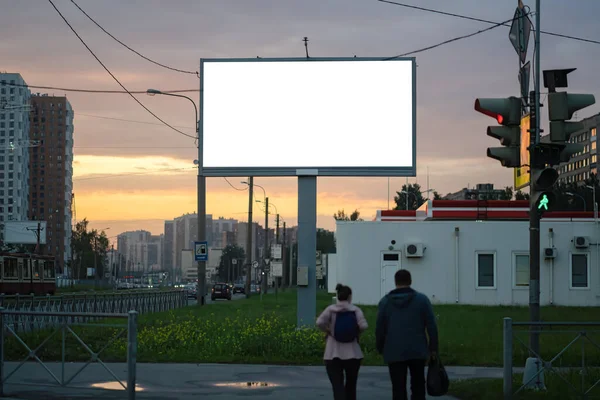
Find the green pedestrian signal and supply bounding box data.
[538,194,549,210]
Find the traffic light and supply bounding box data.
[531,167,559,214]
[474,96,522,167]
[547,91,595,163]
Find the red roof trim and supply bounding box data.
[432,200,529,208]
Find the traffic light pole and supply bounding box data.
[529,0,542,358]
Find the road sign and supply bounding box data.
[232,259,237,265]
[509,7,531,64]
[272,244,282,259]
[271,261,283,277]
[252,261,259,269]
[316,250,322,266]
[316,265,324,279]
[194,241,208,261]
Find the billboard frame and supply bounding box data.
[199,57,417,177]
[514,114,531,190]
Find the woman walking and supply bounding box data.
[316,284,368,400]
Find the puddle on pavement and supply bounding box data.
[90,381,145,391]
[214,381,279,388]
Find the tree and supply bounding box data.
[433,191,442,200]
[218,244,245,282]
[515,190,530,200]
[333,209,363,221]
[499,186,513,200]
[394,183,425,211]
[317,229,336,253]
[70,219,110,281]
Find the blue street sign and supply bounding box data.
[194,241,208,261]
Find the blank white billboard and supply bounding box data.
[200,57,416,177]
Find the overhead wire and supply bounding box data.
[377,0,600,45]
[46,0,196,140]
[223,178,249,191]
[384,16,516,60]
[69,0,198,76]
[0,81,198,94]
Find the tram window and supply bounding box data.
[43,261,55,278]
[33,260,42,278]
[3,258,18,278]
[22,259,30,279]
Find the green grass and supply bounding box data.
[5,290,600,368]
[449,370,600,399]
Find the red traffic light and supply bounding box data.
[497,115,504,124]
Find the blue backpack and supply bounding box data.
[333,311,359,343]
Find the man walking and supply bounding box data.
[376,269,439,400]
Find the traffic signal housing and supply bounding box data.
[474,96,522,168]
[548,91,595,164]
[530,167,559,214]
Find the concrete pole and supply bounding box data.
[297,176,317,327]
[262,197,269,295]
[245,177,253,298]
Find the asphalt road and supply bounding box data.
[0,362,468,399]
[186,293,245,306]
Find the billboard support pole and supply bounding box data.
[297,175,317,328]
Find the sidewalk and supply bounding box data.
[1,362,514,399]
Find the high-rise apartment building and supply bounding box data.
[0,73,31,224]
[553,113,600,184]
[28,94,74,274]
[117,230,152,274]
[163,220,174,274]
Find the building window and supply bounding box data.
[592,128,597,137]
[476,252,496,289]
[513,253,530,287]
[570,253,590,289]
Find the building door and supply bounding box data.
[381,251,401,297]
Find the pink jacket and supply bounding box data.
[316,301,368,360]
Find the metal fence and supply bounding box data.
[0,308,138,399]
[503,317,600,399]
[0,290,187,332]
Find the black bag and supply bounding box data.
[426,354,449,396]
[333,311,359,343]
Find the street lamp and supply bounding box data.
[146,88,205,305]
[241,181,270,296]
[566,192,587,211]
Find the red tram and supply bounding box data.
[0,252,56,295]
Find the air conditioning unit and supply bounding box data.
[405,243,424,258]
[544,247,557,259]
[574,236,590,248]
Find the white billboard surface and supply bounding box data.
[3,221,47,244]
[200,58,416,177]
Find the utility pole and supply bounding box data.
[262,197,269,295]
[245,177,253,298]
[94,235,98,288]
[282,221,287,291]
[275,214,280,299]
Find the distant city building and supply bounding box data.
[28,93,74,274]
[212,216,238,247]
[552,113,599,185]
[117,230,152,274]
[0,73,31,224]
[443,183,508,201]
[163,220,174,274]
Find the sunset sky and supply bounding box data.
[3,0,600,238]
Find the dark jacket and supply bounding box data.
[375,287,439,364]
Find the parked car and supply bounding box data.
[233,284,245,294]
[211,283,232,301]
[184,283,197,299]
